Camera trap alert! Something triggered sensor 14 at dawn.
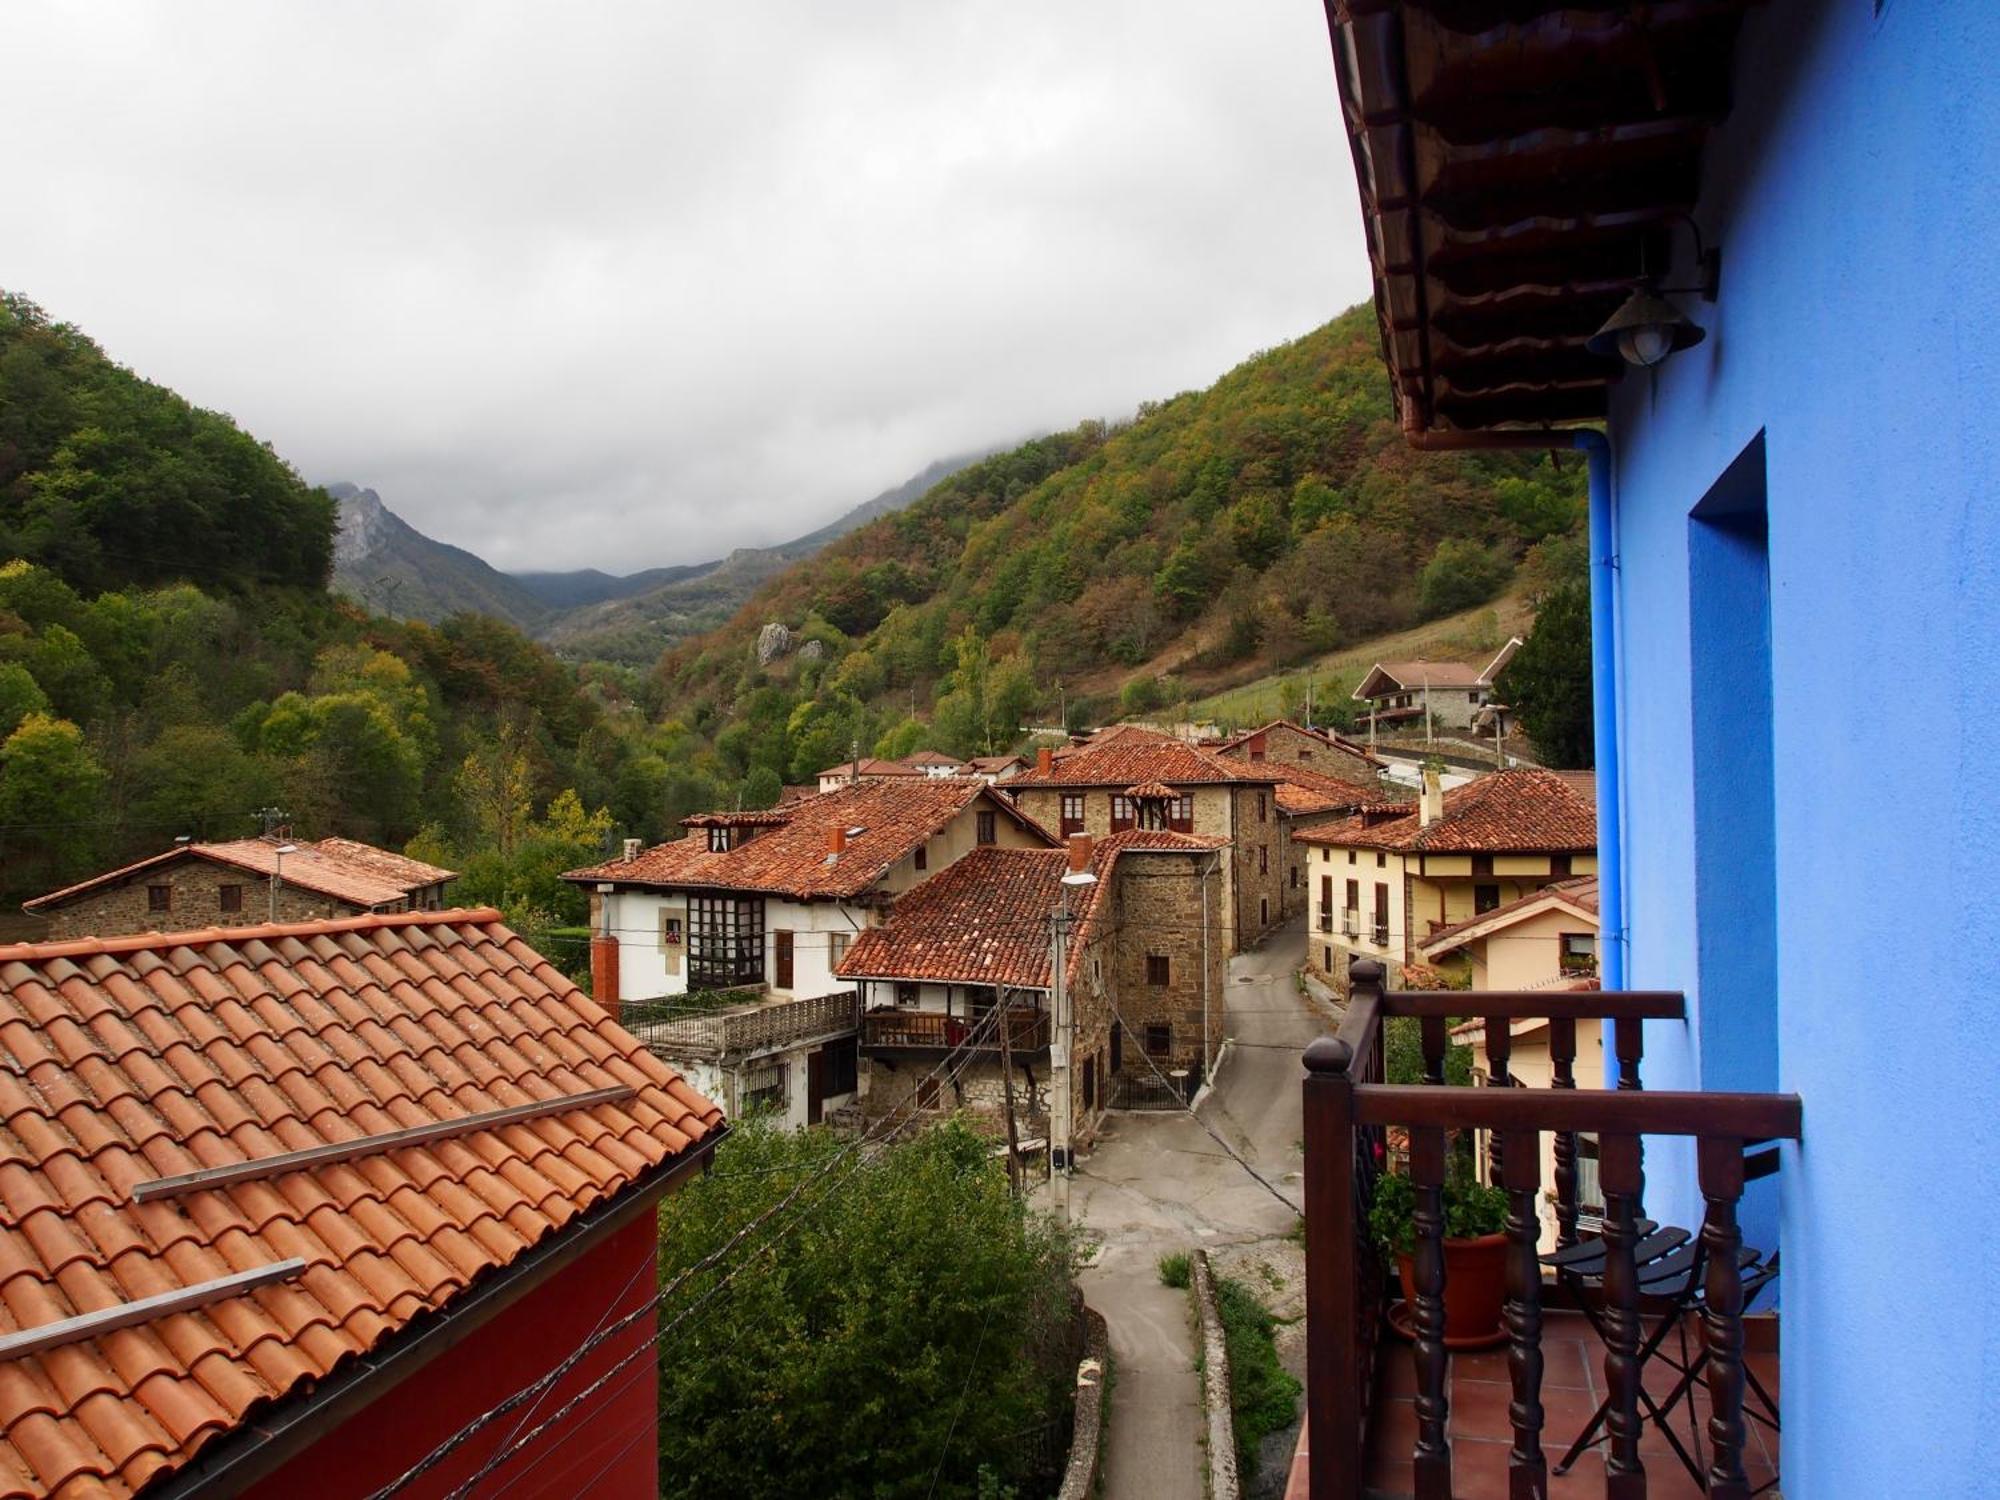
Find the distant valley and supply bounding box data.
[328,453,987,663]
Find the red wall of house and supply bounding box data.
[242,1213,660,1500]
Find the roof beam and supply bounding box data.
[131,1085,638,1203]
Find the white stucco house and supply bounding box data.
[565,776,1055,1128]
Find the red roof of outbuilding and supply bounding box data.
[1011,736,1281,790]
[1294,769,1595,855]
[24,838,457,915]
[0,908,721,1499]
[568,778,1053,900]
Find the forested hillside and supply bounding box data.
[654,304,1584,783]
[0,295,751,946]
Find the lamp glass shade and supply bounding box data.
[1587,288,1706,367]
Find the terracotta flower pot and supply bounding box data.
[1396,1232,1509,1345]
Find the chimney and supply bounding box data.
[589,885,619,1008]
[1037,746,1054,775]
[622,837,641,862]
[825,825,846,864]
[1420,766,1445,827]
[1066,833,1094,876]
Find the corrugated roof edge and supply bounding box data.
[0,905,507,964]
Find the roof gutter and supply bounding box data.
[148,1124,728,1500]
[1401,424,1625,991]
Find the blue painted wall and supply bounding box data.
[1604,1,2000,1492]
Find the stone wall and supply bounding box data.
[1105,849,1226,1080]
[1228,786,1286,945]
[38,858,378,940]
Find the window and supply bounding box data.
[1259,845,1268,875]
[1109,795,1135,833]
[1260,897,1268,926]
[1145,1024,1171,1056]
[896,982,920,1007]
[1475,884,1501,915]
[1376,852,1386,868]
[1111,1022,1123,1074]
[218,884,243,913]
[1372,882,1390,947]
[773,929,795,989]
[147,885,171,914]
[1249,746,1266,762]
[821,1037,858,1097]
[976,811,997,845]
[742,1062,787,1115]
[660,913,684,950]
[1348,849,1357,865]
[1345,878,1359,911]
[688,894,765,987]
[1299,750,1313,762]
[1138,798,1168,831]
[1290,866,1298,889]
[1472,854,1494,877]
[1083,1056,1097,1111]
[706,826,731,853]
[1168,795,1194,833]
[1324,946,1332,970]
[967,986,997,1020]
[1060,794,1085,837]
[828,931,848,969]
[1146,954,1170,986]
[913,843,928,872]
[1319,876,1333,930]
[1257,792,1268,823]
[1552,854,1573,878]
[1561,932,1598,974]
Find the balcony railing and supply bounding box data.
[1300,960,1802,1499]
[628,989,859,1060]
[862,1006,1051,1053]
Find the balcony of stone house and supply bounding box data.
[1287,963,1798,1500]
[856,980,1053,1055]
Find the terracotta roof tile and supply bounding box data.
[1267,762,1408,818]
[569,777,1053,900]
[23,837,455,917]
[836,829,1227,991]
[0,907,721,1500]
[1294,769,1594,854]
[1010,736,1282,789]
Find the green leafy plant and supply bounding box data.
[1367,1166,1509,1258]
[1215,1275,1303,1480]
[1157,1251,1192,1289]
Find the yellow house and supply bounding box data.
[1295,767,1596,985]
[1423,878,1608,1251]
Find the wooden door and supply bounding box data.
[806,1046,825,1125]
[774,929,794,989]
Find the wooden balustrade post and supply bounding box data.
[1500,1126,1545,1500]
[1420,1015,1447,1086]
[1600,1131,1647,1499]
[1409,1124,1452,1500]
[1303,1036,1362,1499]
[1549,1017,1580,1249]
[1698,1137,1751,1500]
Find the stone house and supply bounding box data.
[1352,639,1521,739]
[1297,767,1596,988]
[565,776,1054,1129]
[22,835,457,939]
[1212,719,1383,781]
[835,829,1227,1154]
[1005,730,1285,952]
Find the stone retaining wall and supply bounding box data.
[1055,1307,1110,1500]
[1193,1250,1240,1500]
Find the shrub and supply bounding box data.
[1215,1276,1302,1480]
[1158,1251,1192,1289]
[1417,537,1513,618]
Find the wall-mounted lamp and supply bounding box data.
[1587,217,1720,369]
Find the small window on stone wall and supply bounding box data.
[218,885,243,913]
[1146,954,1170,986]
[1145,1024,1171,1056]
[148,885,171,914]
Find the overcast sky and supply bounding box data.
[3,3,1370,573]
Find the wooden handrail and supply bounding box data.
[1380,989,1686,1020]
[1354,1083,1801,1139]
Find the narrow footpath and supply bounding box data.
[1070,920,1324,1500]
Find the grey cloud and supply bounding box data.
[3,1,1372,572]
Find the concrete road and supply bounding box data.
[1072,920,1325,1500]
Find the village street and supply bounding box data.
[1071,919,1327,1499]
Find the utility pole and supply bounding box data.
[1049,906,1071,1220]
[999,983,1023,1197]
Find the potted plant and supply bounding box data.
[1368,1165,1511,1347]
